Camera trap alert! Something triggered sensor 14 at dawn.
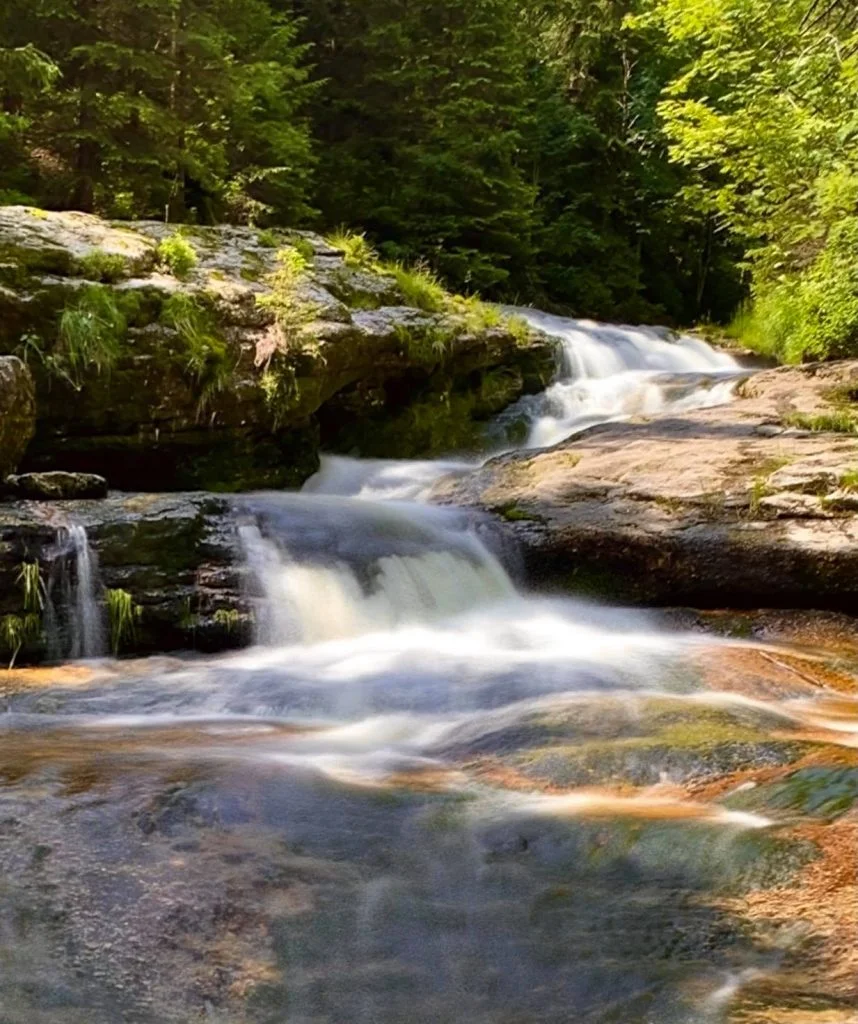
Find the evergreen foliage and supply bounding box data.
[3,0,858,354]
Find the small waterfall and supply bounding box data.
[504,310,741,448]
[43,524,107,660]
[238,496,515,646]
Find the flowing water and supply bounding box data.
[2,318,855,1023]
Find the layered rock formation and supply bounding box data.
[0,207,555,490]
[432,360,858,610]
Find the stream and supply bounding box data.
[2,316,856,1024]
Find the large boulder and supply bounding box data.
[0,208,555,491]
[0,356,35,478]
[432,360,858,610]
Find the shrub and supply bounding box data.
[732,218,858,363]
[156,232,198,279]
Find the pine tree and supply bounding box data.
[299,0,537,295]
[2,0,314,222]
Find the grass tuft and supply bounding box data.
[327,229,379,271]
[104,588,142,656]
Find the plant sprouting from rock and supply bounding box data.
[257,247,316,341]
[104,588,142,656]
[160,293,232,412]
[55,286,129,388]
[156,232,198,279]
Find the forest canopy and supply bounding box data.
[2,0,858,356]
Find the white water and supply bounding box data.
[7,315,773,1024]
[307,313,740,499]
[42,523,107,660]
[510,310,740,448]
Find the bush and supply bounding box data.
[156,232,198,279]
[732,219,858,363]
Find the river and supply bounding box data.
[1,314,855,1023]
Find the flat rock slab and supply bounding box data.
[432,360,858,609]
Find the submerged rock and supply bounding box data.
[433,360,858,610]
[0,356,35,478]
[5,471,108,500]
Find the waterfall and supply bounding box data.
[43,524,107,660]
[503,310,741,449]
[238,495,514,646]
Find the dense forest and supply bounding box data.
[2,0,857,357]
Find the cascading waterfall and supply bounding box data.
[238,495,514,645]
[43,524,107,660]
[503,310,741,448]
[2,312,810,1024]
[307,313,740,500]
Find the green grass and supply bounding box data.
[1,613,40,669]
[104,588,142,656]
[326,229,379,271]
[55,285,130,387]
[160,293,232,410]
[213,608,245,634]
[17,562,42,613]
[156,232,198,279]
[783,410,858,433]
[384,261,448,313]
[839,468,858,491]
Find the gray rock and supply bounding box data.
[0,356,35,478]
[6,471,108,500]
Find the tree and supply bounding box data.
[298,0,538,295]
[1,0,315,223]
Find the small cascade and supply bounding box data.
[503,310,741,448]
[238,495,515,646]
[43,524,107,661]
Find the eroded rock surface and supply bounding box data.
[433,360,858,609]
[0,207,554,490]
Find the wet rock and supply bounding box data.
[0,356,35,478]
[5,471,108,500]
[432,360,858,610]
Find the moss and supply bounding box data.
[783,410,858,433]
[493,503,546,524]
[724,765,858,820]
[240,250,266,282]
[74,250,129,283]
